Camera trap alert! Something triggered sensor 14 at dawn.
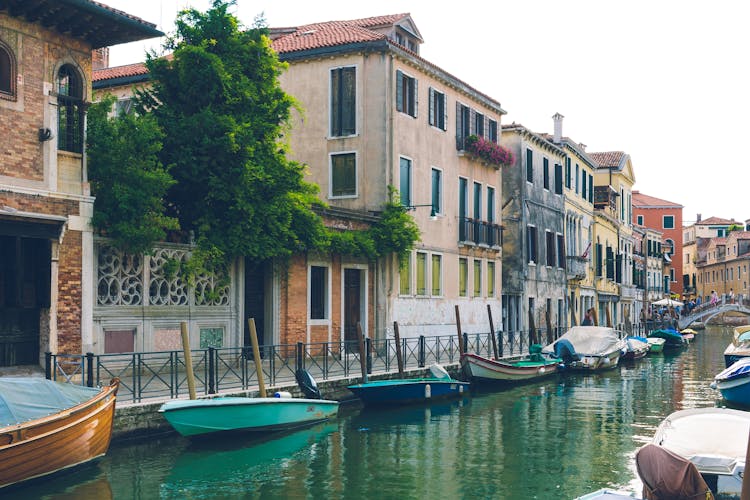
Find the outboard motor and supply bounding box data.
[552,339,580,365]
[295,368,322,399]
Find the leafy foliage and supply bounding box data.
[87,96,178,254]
[139,0,327,264]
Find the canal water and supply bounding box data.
[8,326,739,499]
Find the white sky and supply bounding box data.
[102,0,750,226]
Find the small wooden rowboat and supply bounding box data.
[0,377,120,489]
[461,349,561,383]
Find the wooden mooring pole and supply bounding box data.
[248,318,267,397]
[487,305,498,359]
[393,321,405,377]
[455,305,464,355]
[180,321,197,400]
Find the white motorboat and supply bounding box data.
[542,326,626,371]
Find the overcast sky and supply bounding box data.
[102,0,750,226]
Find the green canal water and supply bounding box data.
[8,326,740,499]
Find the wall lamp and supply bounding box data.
[405,204,438,220]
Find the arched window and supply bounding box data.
[0,41,16,99]
[57,64,84,153]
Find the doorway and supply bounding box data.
[0,236,50,366]
[244,259,269,350]
[344,268,363,350]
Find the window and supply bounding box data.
[57,64,84,153]
[416,252,427,295]
[459,177,468,241]
[400,256,411,295]
[543,158,550,190]
[581,171,587,199]
[575,164,580,194]
[487,261,495,297]
[428,88,446,130]
[431,254,442,296]
[456,103,471,149]
[474,112,484,138]
[396,70,417,117]
[0,41,16,99]
[527,225,538,264]
[473,182,482,220]
[526,149,533,183]
[459,258,468,297]
[400,157,412,207]
[431,168,442,214]
[309,266,328,320]
[115,98,134,116]
[330,152,356,197]
[488,119,498,143]
[663,215,675,229]
[637,215,644,225]
[565,158,571,189]
[473,260,482,297]
[557,234,565,268]
[588,176,593,203]
[330,66,356,137]
[554,163,563,195]
[486,186,495,223]
[546,230,555,267]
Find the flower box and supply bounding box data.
[464,135,514,168]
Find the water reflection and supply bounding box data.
[2,326,737,499]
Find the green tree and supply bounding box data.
[139,0,327,264]
[87,96,178,254]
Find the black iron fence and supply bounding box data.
[46,322,649,404]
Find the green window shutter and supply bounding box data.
[396,70,403,112]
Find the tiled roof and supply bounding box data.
[271,14,410,54]
[697,216,735,225]
[631,191,683,208]
[589,151,625,168]
[93,62,149,82]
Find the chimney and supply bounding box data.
[696,213,701,223]
[92,47,109,70]
[552,112,564,144]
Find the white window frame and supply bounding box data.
[431,253,443,297]
[308,263,331,324]
[328,64,358,139]
[431,166,443,216]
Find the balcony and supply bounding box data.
[566,256,588,280]
[459,218,502,248]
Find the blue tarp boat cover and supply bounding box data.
[715,357,750,383]
[0,378,101,427]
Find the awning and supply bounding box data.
[0,207,66,239]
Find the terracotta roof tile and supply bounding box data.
[631,191,683,208]
[271,21,386,53]
[93,62,148,82]
[589,151,625,167]
[697,216,735,225]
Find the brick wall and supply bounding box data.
[56,229,82,354]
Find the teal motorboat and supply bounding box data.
[159,370,339,437]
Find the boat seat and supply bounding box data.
[529,344,544,362]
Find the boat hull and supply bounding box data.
[647,338,665,353]
[347,379,469,406]
[461,353,560,382]
[0,380,119,489]
[159,397,340,437]
[723,343,750,368]
[566,349,623,371]
[716,376,750,406]
[648,329,685,349]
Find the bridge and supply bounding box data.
[678,300,750,330]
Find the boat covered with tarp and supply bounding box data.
[0,377,120,488]
[712,357,750,406]
[648,328,686,349]
[542,326,626,371]
[635,443,712,500]
[652,407,750,498]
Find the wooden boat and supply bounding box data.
[712,357,750,406]
[622,336,649,360]
[160,370,339,438]
[0,377,120,489]
[542,326,626,371]
[460,344,561,383]
[652,407,750,498]
[723,324,750,367]
[646,337,666,353]
[347,364,470,407]
[648,328,686,349]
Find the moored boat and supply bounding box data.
[651,407,750,498]
[542,326,626,371]
[648,328,686,349]
[461,344,561,383]
[159,369,339,437]
[646,337,666,353]
[0,377,120,489]
[622,336,649,360]
[723,324,750,367]
[712,357,750,406]
[347,364,470,407]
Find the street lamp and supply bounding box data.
[405,204,437,220]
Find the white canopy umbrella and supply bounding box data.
[652,298,684,307]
